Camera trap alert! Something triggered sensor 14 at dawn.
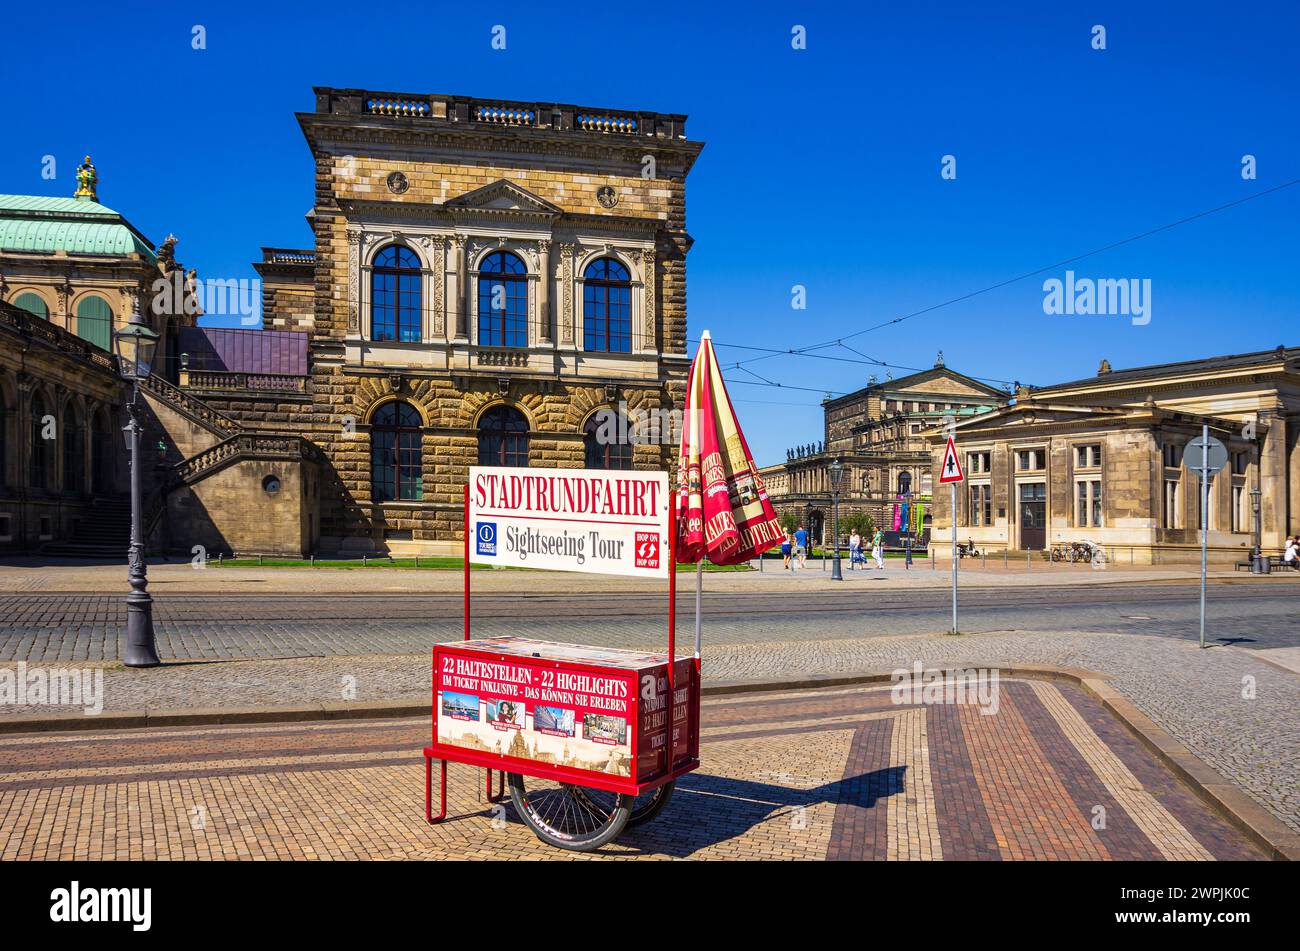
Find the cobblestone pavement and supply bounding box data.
[2,629,1296,837]
[0,680,1266,860]
[2,581,1298,662]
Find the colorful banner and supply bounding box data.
[675,331,783,564]
[434,637,692,782]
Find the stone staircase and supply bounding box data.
[41,495,132,559]
[138,372,236,439]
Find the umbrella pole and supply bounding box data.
[694,560,702,665]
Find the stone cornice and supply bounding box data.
[298,114,703,175]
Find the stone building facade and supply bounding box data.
[0,159,193,378]
[161,87,704,556]
[760,357,1006,544]
[0,299,127,554]
[926,349,1300,564]
[0,165,201,556]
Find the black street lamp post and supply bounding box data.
[1250,488,1266,574]
[113,310,161,668]
[829,458,844,581]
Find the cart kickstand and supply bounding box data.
[425,752,447,824]
[486,768,506,803]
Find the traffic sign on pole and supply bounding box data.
[939,437,965,484]
[1184,434,1228,480]
[1183,426,1223,648]
[939,436,963,634]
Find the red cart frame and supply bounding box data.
[423,484,701,824]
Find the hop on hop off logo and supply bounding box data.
[634,532,660,570]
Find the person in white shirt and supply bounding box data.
[1285,537,1298,568]
[848,531,862,569]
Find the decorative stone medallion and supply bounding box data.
[386,171,410,195]
[596,185,618,208]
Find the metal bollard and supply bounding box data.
[1027,551,1031,570]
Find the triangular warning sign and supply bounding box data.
[939,436,964,483]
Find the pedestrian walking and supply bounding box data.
[871,528,885,569]
[848,530,862,570]
[781,532,793,570]
[794,524,808,569]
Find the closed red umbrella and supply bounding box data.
[675,330,783,565]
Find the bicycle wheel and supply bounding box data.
[571,780,675,828]
[507,773,631,852]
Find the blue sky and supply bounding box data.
[3,1,1296,465]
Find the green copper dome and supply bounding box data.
[0,194,157,261]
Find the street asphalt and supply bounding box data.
[0,579,1296,662]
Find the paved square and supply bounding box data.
[0,680,1265,860]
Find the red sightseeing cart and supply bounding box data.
[421,331,780,851]
[424,471,699,851]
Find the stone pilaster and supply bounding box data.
[558,243,576,345]
[346,230,361,336]
[537,239,552,343]
[641,247,656,352]
[1260,409,1287,550]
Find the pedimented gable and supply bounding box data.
[885,367,1006,401]
[951,402,1121,433]
[444,179,562,216]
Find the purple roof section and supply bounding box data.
[180,327,308,376]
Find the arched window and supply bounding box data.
[584,413,633,470]
[12,292,48,320]
[62,405,84,493]
[75,295,113,350]
[370,245,422,343]
[478,406,529,467]
[477,252,527,348]
[898,471,912,495]
[583,258,631,352]
[370,401,423,501]
[30,393,50,490]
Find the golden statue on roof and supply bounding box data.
[74,156,98,201]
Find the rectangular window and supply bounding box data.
[1163,478,1180,529]
[1231,484,1244,533]
[1163,443,1182,468]
[1232,451,1248,475]
[1016,449,1045,471]
[1075,479,1102,527]
[1075,444,1101,468]
[967,451,991,474]
[969,484,992,526]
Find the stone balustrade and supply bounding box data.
[313,87,689,139]
[183,369,306,394]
